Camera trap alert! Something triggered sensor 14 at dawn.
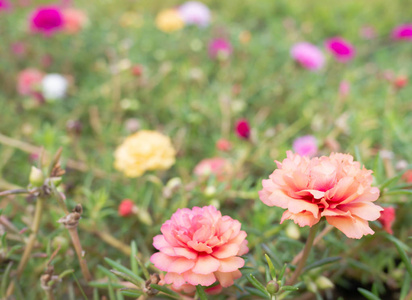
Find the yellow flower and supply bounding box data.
[155,9,184,33]
[114,130,176,177]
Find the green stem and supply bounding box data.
[6,197,45,296]
[287,222,320,285]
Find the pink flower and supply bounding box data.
[118,199,135,217]
[292,135,318,157]
[178,1,211,28]
[30,6,64,35]
[208,38,232,60]
[325,37,355,62]
[259,151,382,239]
[216,139,231,151]
[359,26,376,40]
[62,8,88,34]
[17,68,44,96]
[290,42,325,71]
[235,119,250,139]
[150,205,248,289]
[0,0,11,11]
[378,207,395,235]
[391,24,412,40]
[193,158,232,183]
[339,80,350,98]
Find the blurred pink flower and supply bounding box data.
[235,119,250,139]
[391,24,412,40]
[259,151,382,239]
[359,26,376,39]
[193,157,232,182]
[325,37,355,62]
[178,1,211,27]
[118,199,135,217]
[339,80,350,98]
[30,6,64,35]
[0,0,11,11]
[290,42,325,71]
[62,8,88,34]
[378,207,395,234]
[216,139,231,151]
[17,68,44,96]
[292,135,318,157]
[11,42,26,57]
[150,205,248,289]
[208,38,232,60]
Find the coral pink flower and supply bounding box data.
[17,68,44,96]
[208,38,232,60]
[259,151,382,239]
[290,42,325,71]
[402,170,412,183]
[391,24,412,40]
[118,199,135,217]
[150,205,248,289]
[30,6,64,35]
[193,157,232,182]
[325,37,355,62]
[62,8,88,34]
[235,119,250,139]
[378,207,395,234]
[292,135,318,157]
[393,75,408,89]
[216,139,231,151]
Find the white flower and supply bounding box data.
[41,74,68,100]
[178,1,211,27]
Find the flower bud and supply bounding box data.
[306,280,318,293]
[266,280,279,295]
[204,186,216,197]
[285,222,301,240]
[49,177,62,187]
[137,208,153,226]
[118,199,134,217]
[315,276,334,290]
[52,236,69,253]
[29,166,44,187]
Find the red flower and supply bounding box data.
[235,119,250,139]
[118,199,135,217]
[378,207,396,234]
[393,76,408,89]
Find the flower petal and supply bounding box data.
[218,257,244,272]
[168,257,195,274]
[183,271,216,286]
[192,255,220,274]
[150,252,175,271]
[326,215,374,239]
[212,243,240,259]
[215,270,242,287]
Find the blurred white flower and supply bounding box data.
[41,74,68,100]
[178,1,211,27]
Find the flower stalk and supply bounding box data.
[288,222,320,285]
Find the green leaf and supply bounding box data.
[1,261,13,296]
[280,285,299,292]
[244,286,270,298]
[107,279,116,300]
[196,285,208,300]
[400,272,410,300]
[278,264,287,280]
[110,269,142,287]
[387,235,412,277]
[357,288,381,300]
[265,254,277,280]
[97,265,118,280]
[89,281,125,289]
[302,257,341,272]
[119,288,143,297]
[135,255,150,280]
[383,189,412,196]
[379,173,403,192]
[105,258,144,285]
[150,284,181,299]
[246,274,270,297]
[130,241,139,276]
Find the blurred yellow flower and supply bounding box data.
[155,9,184,33]
[239,30,252,44]
[114,130,176,177]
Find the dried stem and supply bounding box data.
[287,222,320,285]
[6,197,45,297]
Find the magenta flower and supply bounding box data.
[391,24,412,40]
[178,1,211,28]
[325,37,355,62]
[235,119,250,139]
[290,42,325,71]
[150,205,248,289]
[292,135,318,157]
[208,38,232,60]
[0,0,11,11]
[30,6,64,35]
